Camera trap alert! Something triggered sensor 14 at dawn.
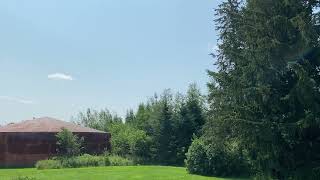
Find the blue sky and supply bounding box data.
[0,0,220,124]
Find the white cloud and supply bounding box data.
[0,96,34,104]
[48,73,74,81]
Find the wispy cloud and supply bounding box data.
[48,73,74,81]
[0,96,34,104]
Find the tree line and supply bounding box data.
[73,0,320,179]
[73,84,207,166]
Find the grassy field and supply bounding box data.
[0,166,247,180]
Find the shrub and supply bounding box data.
[185,138,209,175]
[56,128,83,157]
[35,155,133,169]
[186,138,250,177]
[108,155,134,166]
[75,154,106,167]
[109,123,152,160]
[11,177,37,180]
[206,144,234,176]
[60,154,106,168]
[35,159,62,170]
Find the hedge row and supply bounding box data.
[35,154,134,170]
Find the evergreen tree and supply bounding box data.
[157,98,174,164]
[185,84,206,135]
[176,84,206,164]
[134,103,154,135]
[206,0,320,179]
[125,109,135,124]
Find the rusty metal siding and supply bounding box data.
[0,132,111,167]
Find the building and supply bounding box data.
[0,117,111,167]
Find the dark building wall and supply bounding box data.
[0,132,111,167]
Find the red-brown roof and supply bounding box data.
[0,117,106,133]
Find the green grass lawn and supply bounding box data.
[0,166,247,180]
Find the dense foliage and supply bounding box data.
[74,84,207,166]
[201,0,320,179]
[35,154,133,169]
[68,1,320,179]
[185,138,209,175]
[55,128,83,157]
[186,137,250,177]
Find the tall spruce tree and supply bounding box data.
[207,0,320,179]
[152,90,177,164]
[185,84,206,135]
[125,109,136,124]
[176,84,206,164]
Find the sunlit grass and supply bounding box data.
[0,166,248,180]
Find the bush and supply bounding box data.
[185,138,209,175]
[60,154,107,168]
[205,144,234,176]
[108,155,134,166]
[35,155,133,169]
[35,159,62,170]
[11,177,37,180]
[186,138,250,177]
[109,123,152,160]
[76,154,106,167]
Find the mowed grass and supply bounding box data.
[0,166,247,180]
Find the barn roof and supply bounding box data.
[0,117,106,133]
